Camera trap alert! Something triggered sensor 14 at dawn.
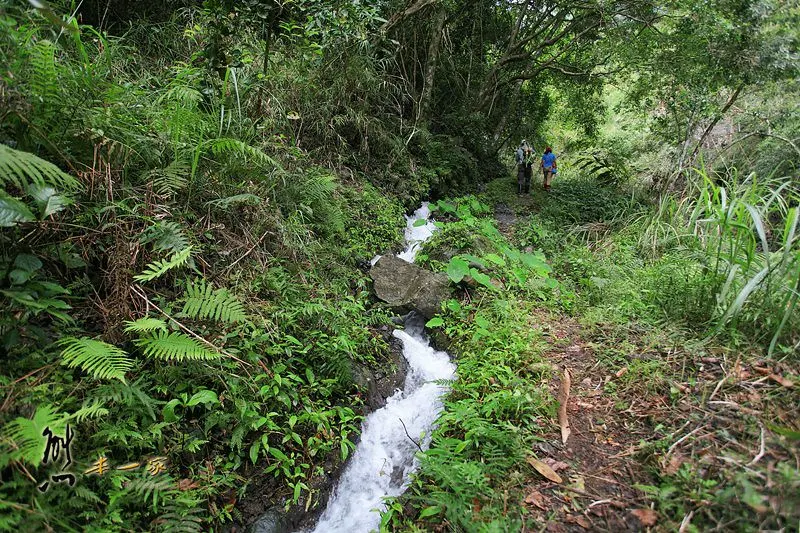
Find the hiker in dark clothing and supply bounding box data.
[515,141,527,194]
[515,141,533,194]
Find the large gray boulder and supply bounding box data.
[369,254,450,318]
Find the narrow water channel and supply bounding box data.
[305,203,456,532]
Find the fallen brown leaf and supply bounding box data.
[663,453,684,475]
[527,456,563,483]
[558,367,572,445]
[565,514,591,529]
[769,374,794,388]
[524,490,547,509]
[177,478,199,491]
[472,497,482,514]
[631,508,658,526]
[542,458,569,472]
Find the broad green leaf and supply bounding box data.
[460,254,486,268]
[162,399,182,423]
[413,218,427,227]
[445,299,461,312]
[512,266,528,284]
[425,317,444,328]
[14,253,42,273]
[269,447,288,462]
[186,390,219,407]
[0,192,35,227]
[9,269,32,285]
[26,184,72,217]
[419,506,442,519]
[446,257,470,283]
[249,442,260,465]
[469,268,496,290]
[484,253,506,266]
[285,335,302,346]
[520,252,550,271]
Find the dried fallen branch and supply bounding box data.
[747,423,766,466]
[558,367,572,445]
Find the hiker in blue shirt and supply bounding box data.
[541,146,557,191]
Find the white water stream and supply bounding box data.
[306,203,455,533]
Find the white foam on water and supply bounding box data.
[308,329,455,533]
[397,202,437,263]
[301,202,455,533]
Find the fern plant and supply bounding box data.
[29,39,59,116]
[134,246,193,282]
[58,337,135,383]
[574,148,630,186]
[1,405,67,467]
[134,330,219,361]
[140,220,190,254]
[192,138,279,179]
[146,159,190,196]
[182,279,247,323]
[0,144,79,191]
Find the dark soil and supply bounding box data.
[520,311,657,532]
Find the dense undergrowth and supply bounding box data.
[389,169,798,531]
[1,0,797,531]
[0,4,420,530]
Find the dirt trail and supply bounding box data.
[493,204,657,532]
[523,311,656,532]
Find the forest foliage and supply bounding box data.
[0,0,797,530]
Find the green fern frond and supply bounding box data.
[71,485,102,505]
[204,193,261,210]
[68,400,110,424]
[124,317,169,333]
[279,169,345,235]
[0,191,36,227]
[135,331,219,361]
[160,85,203,107]
[1,405,66,467]
[148,160,190,196]
[206,138,278,170]
[125,476,175,509]
[140,221,190,254]
[0,144,80,192]
[94,380,157,421]
[58,337,134,383]
[182,279,247,323]
[30,39,59,105]
[157,505,205,533]
[134,246,193,282]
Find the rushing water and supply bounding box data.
[305,203,455,533]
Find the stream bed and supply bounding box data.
[305,203,456,532]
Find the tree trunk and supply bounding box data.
[418,6,447,125]
[689,83,744,163]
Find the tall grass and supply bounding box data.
[640,166,799,355]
